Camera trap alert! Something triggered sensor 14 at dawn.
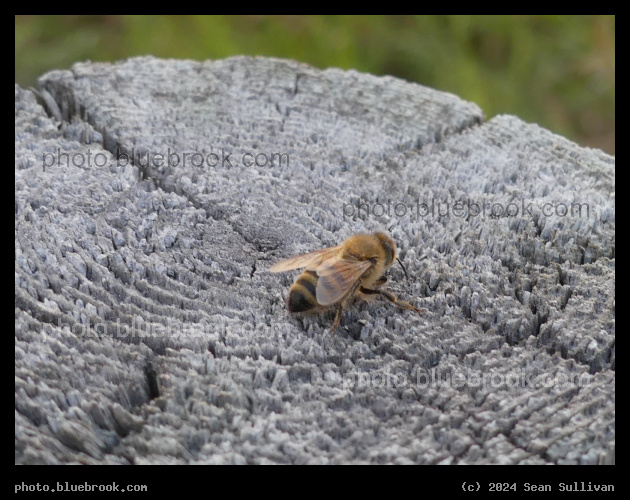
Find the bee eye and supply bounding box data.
[381,242,394,266]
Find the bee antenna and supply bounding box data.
[396,258,409,281]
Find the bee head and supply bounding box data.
[373,232,396,267]
[374,232,409,280]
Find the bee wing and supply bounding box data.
[269,246,341,273]
[315,259,373,306]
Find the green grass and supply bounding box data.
[15,15,614,154]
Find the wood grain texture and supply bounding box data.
[15,56,614,464]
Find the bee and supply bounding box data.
[269,232,423,331]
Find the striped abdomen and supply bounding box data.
[287,270,320,313]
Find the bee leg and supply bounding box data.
[373,276,387,287]
[330,279,365,332]
[360,287,423,314]
[330,304,343,332]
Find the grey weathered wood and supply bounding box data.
[15,56,614,464]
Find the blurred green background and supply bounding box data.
[15,15,614,154]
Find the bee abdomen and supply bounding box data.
[287,270,320,312]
